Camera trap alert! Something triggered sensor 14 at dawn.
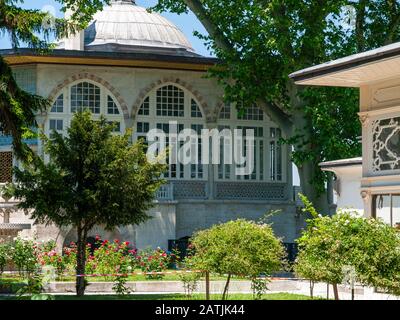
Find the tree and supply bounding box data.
[149,0,400,212]
[295,195,400,300]
[190,219,285,300]
[0,0,81,159]
[12,111,166,296]
[0,0,109,159]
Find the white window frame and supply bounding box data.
[216,103,286,183]
[134,83,207,181]
[46,80,125,139]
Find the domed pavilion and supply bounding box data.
[0,0,298,250]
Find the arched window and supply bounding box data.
[71,82,101,114]
[217,103,285,182]
[135,84,206,180]
[47,80,124,138]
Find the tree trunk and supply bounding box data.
[333,283,340,301]
[222,274,232,300]
[309,280,314,299]
[76,226,88,296]
[297,160,331,214]
[289,83,333,215]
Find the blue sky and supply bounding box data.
[0,0,213,57]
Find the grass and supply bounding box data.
[0,270,247,284]
[0,293,318,301]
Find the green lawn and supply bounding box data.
[0,270,247,282]
[0,293,318,300]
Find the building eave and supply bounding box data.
[289,42,400,87]
[1,48,219,72]
[319,157,363,171]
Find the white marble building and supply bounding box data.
[0,0,300,250]
[291,42,400,229]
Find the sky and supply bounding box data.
[0,0,301,185]
[0,0,213,57]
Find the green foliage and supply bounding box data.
[16,268,43,299]
[0,0,82,159]
[112,262,131,296]
[251,278,269,301]
[12,111,166,295]
[13,111,166,229]
[190,219,285,283]
[137,248,171,280]
[295,205,400,295]
[10,238,38,277]
[189,219,285,300]
[0,243,10,274]
[298,193,319,219]
[177,245,201,298]
[90,239,130,281]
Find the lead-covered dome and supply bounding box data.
[83,0,195,55]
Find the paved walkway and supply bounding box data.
[38,279,400,300]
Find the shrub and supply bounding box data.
[295,195,400,298]
[137,247,171,280]
[190,219,286,300]
[10,238,38,277]
[91,239,130,281]
[177,245,201,298]
[0,243,10,275]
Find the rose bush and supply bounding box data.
[136,247,171,280]
[0,237,178,281]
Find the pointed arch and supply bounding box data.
[47,73,129,118]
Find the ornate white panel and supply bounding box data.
[372,116,400,172]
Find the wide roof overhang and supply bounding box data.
[289,42,400,87]
[1,48,218,72]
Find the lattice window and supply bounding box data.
[51,94,64,113]
[191,124,204,179]
[191,99,203,118]
[135,84,208,181]
[156,122,185,179]
[238,104,264,121]
[270,128,282,181]
[217,125,232,180]
[49,119,63,139]
[372,117,400,172]
[215,182,286,200]
[0,152,13,183]
[137,122,150,134]
[138,97,150,116]
[107,96,120,115]
[13,68,36,94]
[173,181,207,199]
[156,85,184,117]
[71,82,101,114]
[219,104,231,120]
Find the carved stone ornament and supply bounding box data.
[372,117,400,172]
